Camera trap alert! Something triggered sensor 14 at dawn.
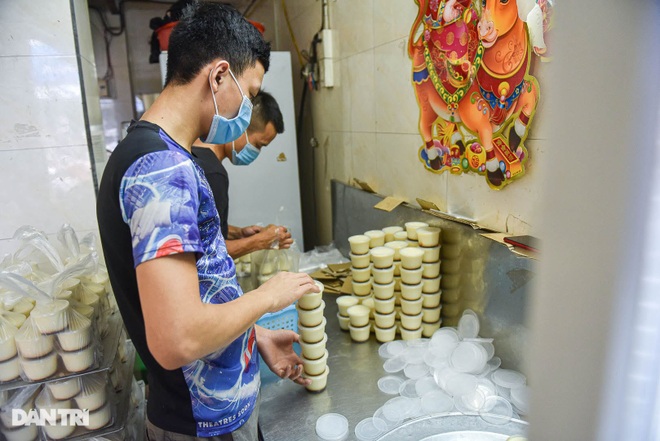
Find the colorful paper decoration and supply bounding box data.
[409,0,553,189]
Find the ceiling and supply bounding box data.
[89,0,257,15]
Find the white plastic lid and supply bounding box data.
[355,417,384,441]
[383,396,414,421]
[383,340,406,358]
[420,390,454,414]
[458,311,480,339]
[510,385,530,415]
[383,356,407,373]
[398,378,419,398]
[377,375,405,395]
[479,396,513,425]
[491,369,527,389]
[404,363,429,380]
[415,376,441,397]
[450,342,488,374]
[454,389,486,414]
[444,372,478,397]
[402,347,426,365]
[316,413,349,441]
[429,329,460,357]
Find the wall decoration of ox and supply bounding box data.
[410,0,553,189]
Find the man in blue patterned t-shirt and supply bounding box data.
[96,4,319,440]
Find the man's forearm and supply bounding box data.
[226,224,243,240]
[227,235,260,259]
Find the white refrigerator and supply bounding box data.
[224,52,304,247]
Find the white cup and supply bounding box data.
[384,241,408,260]
[443,289,460,303]
[405,222,429,240]
[302,349,328,376]
[352,279,372,296]
[373,297,395,314]
[422,292,442,308]
[400,267,424,285]
[374,325,397,343]
[422,276,442,293]
[298,317,327,343]
[349,323,370,342]
[400,311,423,330]
[400,248,425,269]
[300,335,328,361]
[298,300,326,327]
[298,281,324,310]
[422,320,442,338]
[374,311,396,328]
[401,297,424,315]
[336,313,350,331]
[370,246,395,269]
[441,259,460,274]
[350,252,371,269]
[382,226,403,242]
[441,275,460,289]
[0,356,20,382]
[347,305,371,327]
[372,266,395,284]
[400,326,423,341]
[393,231,408,241]
[364,230,386,248]
[442,244,461,259]
[373,281,395,300]
[417,227,441,247]
[20,350,58,381]
[422,306,442,323]
[336,296,359,316]
[400,282,423,300]
[348,235,370,255]
[305,365,330,392]
[60,344,95,373]
[351,265,372,283]
[421,245,441,263]
[422,262,441,279]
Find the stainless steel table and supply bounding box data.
[259,293,391,441]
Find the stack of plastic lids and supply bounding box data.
[356,309,528,437]
[316,413,349,441]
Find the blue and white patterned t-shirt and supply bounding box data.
[97,121,259,437]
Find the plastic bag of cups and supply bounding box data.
[0,371,115,441]
[356,309,529,439]
[1,303,102,384]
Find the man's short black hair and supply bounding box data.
[249,91,284,134]
[165,2,270,86]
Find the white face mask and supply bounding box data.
[231,132,260,166]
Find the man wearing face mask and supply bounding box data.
[192,91,291,259]
[96,4,319,441]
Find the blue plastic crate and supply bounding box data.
[256,303,298,333]
[256,304,300,384]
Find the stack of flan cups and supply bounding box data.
[417,226,443,336]
[297,280,329,392]
[440,228,462,327]
[369,241,397,343]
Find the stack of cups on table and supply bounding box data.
[417,226,443,336]
[440,229,462,327]
[297,280,329,392]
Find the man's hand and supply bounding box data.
[241,225,263,237]
[255,271,318,313]
[252,224,293,250]
[256,327,310,386]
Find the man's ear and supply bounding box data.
[209,60,230,93]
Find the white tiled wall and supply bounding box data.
[271,0,548,242]
[0,0,101,256]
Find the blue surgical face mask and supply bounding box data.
[231,132,260,166]
[201,67,253,144]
